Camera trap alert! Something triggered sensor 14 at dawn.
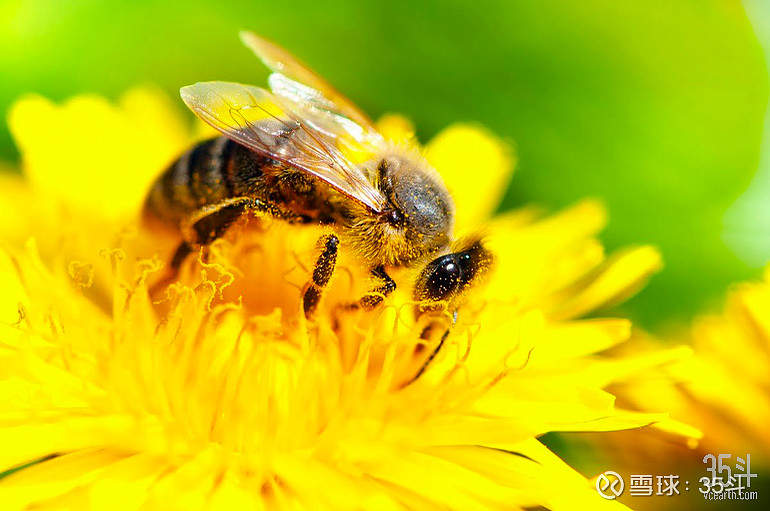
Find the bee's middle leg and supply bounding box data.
[302,234,340,318]
[169,198,261,274]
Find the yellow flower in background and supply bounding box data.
[616,268,770,462]
[579,270,770,510]
[0,88,679,511]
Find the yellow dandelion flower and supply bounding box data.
[0,87,670,511]
[615,267,770,462]
[582,270,770,509]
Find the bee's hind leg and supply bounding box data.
[169,242,195,275]
[302,234,340,318]
[182,197,273,250]
[152,197,293,294]
[148,240,196,297]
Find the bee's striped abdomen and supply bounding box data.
[143,134,338,241]
[187,136,237,203]
[144,137,240,226]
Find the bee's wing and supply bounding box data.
[267,73,377,148]
[240,31,383,147]
[181,81,387,213]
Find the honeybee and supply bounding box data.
[144,32,492,327]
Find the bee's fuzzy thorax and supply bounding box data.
[340,144,456,267]
[371,143,457,222]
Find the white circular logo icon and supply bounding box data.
[596,471,625,500]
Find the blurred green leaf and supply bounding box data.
[0,0,766,328]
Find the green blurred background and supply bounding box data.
[1,0,768,331]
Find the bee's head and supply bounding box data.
[413,238,493,309]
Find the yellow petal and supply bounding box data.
[0,248,28,325]
[484,200,607,305]
[0,173,38,243]
[0,415,137,470]
[0,448,135,511]
[425,124,514,232]
[366,451,521,510]
[8,88,190,220]
[529,319,631,365]
[376,114,416,144]
[275,454,404,511]
[546,246,663,321]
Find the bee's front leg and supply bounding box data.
[355,266,397,310]
[404,309,458,386]
[330,266,396,327]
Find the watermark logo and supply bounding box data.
[593,453,759,502]
[700,453,759,500]
[596,471,624,500]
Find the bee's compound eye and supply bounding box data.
[422,255,462,302]
[414,241,492,307]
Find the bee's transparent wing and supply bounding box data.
[181,81,386,212]
[240,31,384,148]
